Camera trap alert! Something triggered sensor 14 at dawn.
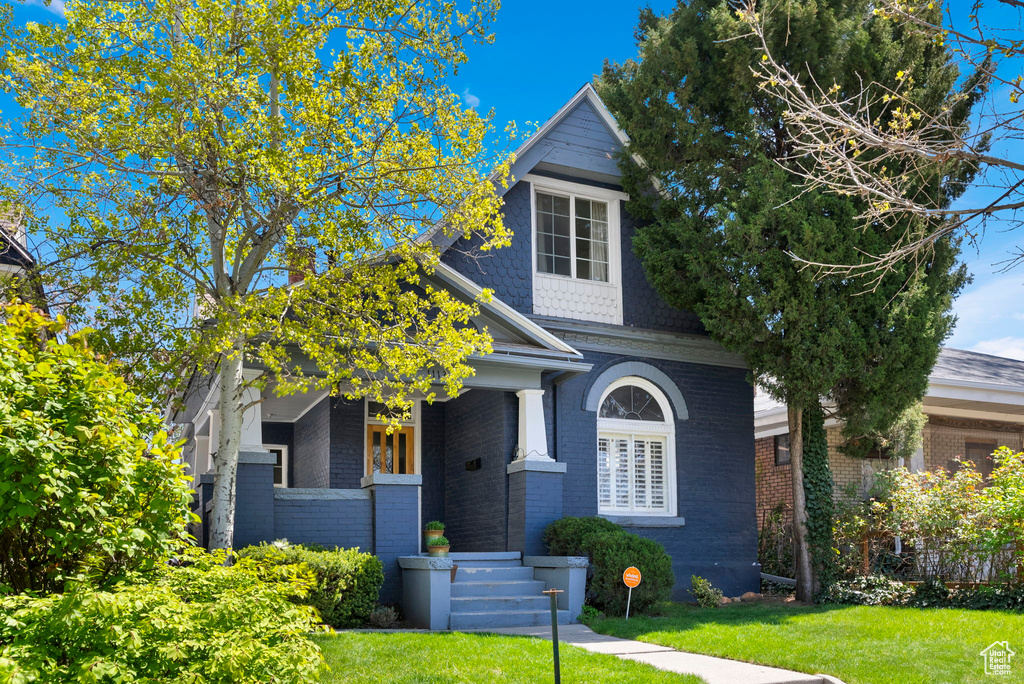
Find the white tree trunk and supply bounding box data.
[788,405,814,602]
[208,342,246,550]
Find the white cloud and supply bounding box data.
[947,275,1024,350]
[972,337,1024,361]
[25,0,65,17]
[462,88,480,109]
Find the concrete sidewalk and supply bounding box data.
[478,624,844,684]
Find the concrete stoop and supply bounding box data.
[448,552,570,630]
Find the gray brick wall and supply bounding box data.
[443,390,516,552]
[372,484,421,604]
[329,398,364,489]
[234,460,276,549]
[420,402,447,527]
[555,351,759,598]
[293,399,329,489]
[274,497,372,551]
[508,469,564,557]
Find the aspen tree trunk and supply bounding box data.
[209,342,246,550]
[788,405,814,602]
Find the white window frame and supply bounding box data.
[264,444,289,489]
[363,399,421,477]
[527,174,625,283]
[597,377,677,517]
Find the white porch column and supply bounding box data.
[205,410,219,474]
[239,368,267,452]
[515,389,552,461]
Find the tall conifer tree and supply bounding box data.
[599,0,979,599]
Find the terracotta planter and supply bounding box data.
[424,529,444,542]
[427,545,450,557]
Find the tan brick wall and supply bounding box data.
[755,435,792,527]
[922,419,1024,473]
[755,416,1024,531]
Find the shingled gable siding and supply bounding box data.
[556,351,759,598]
[618,201,705,335]
[442,180,533,316]
[443,390,516,552]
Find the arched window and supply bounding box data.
[597,377,676,516]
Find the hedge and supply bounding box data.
[238,541,384,627]
[544,516,674,615]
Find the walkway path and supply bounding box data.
[479,624,845,684]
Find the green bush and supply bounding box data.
[544,517,674,616]
[425,521,445,531]
[238,541,384,627]
[819,575,913,606]
[0,302,195,595]
[426,535,449,547]
[690,575,723,608]
[0,548,325,683]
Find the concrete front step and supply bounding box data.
[451,595,551,612]
[449,609,570,630]
[454,566,535,582]
[450,579,547,597]
[451,559,524,568]
[448,552,522,561]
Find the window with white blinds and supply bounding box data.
[596,378,675,516]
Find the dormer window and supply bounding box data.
[528,174,625,325]
[536,192,609,282]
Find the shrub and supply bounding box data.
[545,517,674,616]
[0,548,325,683]
[578,605,603,625]
[426,535,449,547]
[238,541,383,628]
[367,606,400,629]
[909,578,951,608]
[691,575,723,608]
[425,521,445,531]
[819,575,913,606]
[0,302,195,595]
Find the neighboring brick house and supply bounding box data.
[173,84,759,625]
[755,348,1024,528]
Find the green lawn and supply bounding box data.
[590,602,1024,684]
[315,631,704,683]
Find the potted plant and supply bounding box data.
[426,535,450,557]
[424,520,445,542]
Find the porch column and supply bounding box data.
[508,388,565,557]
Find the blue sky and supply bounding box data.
[6,0,1024,358]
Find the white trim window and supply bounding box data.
[264,444,289,488]
[528,174,626,325]
[535,191,609,282]
[364,400,420,476]
[597,378,676,516]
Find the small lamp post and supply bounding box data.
[542,588,564,684]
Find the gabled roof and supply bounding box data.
[930,347,1024,389]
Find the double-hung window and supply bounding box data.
[596,378,676,516]
[535,191,610,282]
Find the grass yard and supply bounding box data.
[315,631,705,683]
[590,601,1024,684]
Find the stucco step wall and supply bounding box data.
[449,609,570,630]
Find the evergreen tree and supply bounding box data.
[599,0,977,599]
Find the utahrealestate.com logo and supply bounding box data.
[980,641,1015,676]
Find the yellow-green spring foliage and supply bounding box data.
[0,548,327,684]
[0,301,195,595]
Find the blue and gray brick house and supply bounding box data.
[174,84,759,628]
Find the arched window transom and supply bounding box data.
[596,377,676,517]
